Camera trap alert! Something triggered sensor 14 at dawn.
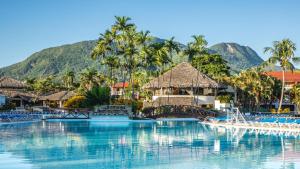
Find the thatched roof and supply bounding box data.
[0,77,27,89]
[143,62,223,89]
[0,89,37,101]
[40,91,75,101]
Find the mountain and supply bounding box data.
[0,40,99,80]
[209,43,264,72]
[0,40,265,80]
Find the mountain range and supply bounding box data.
[0,39,265,80]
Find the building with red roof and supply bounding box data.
[111,82,129,96]
[265,71,300,89]
[112,82,129,88]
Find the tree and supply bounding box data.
[225,68,275,112]
[291,84,300,113]
[79,68,102,91]
[264,39,300,112]
[140,45,160,76]
[85,86,110,107]
[64,95,86,108]
[24,77,36,91]
[63,71,75,90]
[164,37,181,100]
[149,42,169,73]
[192,53,230,79]
[102,56,120,87]
[182,35,208,61]
[33,76,57,95]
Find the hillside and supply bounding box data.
[0,40,100,80]
[209,43,264,72]
[0,40,265,80]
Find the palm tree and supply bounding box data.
[291,84,300,114]
[113,16,134,32]
[150,42,169,73]
[191,35,208,53]
[140,45,160,76]
[91,31,112,60]
[182,35,208,62]
[102,56,120,87]
[80,68,99,91]
[182,43,199,62]
[164,37,180,100]
[112,16,139,100]
[165,37,180,65]
[264,39,300,112]
[63,71,75,90]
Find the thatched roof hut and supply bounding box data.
[0,90,37,99]
[0,77,27,89]
[143,62,224,89]
[40,91,75,101]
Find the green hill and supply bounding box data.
[0,40,265,80]
[0,40,99,80]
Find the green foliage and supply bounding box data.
[264,39,299,112]
[0,102,16,111]
[63,95,86,108]
[291,84,300,113]
[63,70,76,90]
[182,35,208,61]
[84,86,110,107]
[216,95,232,103]
[79,68,108,92]
[0,41,100,80]
[33,76,60,94]
[225,68,278,111]
[192,54,230,79]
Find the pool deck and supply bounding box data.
[201,121,300,133]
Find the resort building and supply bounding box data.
[263,71,300,111]
[266,71,300,90]
[40,91,75,108]
[142,62,226,108]
[111,82,129,96]
[0,77,37,107]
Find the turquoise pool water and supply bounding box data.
[0,119,300,169]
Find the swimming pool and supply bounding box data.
[0,119,300,169]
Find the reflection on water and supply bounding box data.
[0,120,300,169]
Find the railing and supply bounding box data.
[226,107,247,124]
[94,105,132,117]
[0,109,91,121]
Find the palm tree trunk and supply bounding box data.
[122,69,126,99]
[168,65,173,103]
[255,94,260,112]
[131,72,135,100]
[109,66,113,104]
[278,70,285,113]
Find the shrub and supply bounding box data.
[64,95,86,108]
[216,95,232,103]
[0,102,16,111]
[84,86,110,107]
[113,98,132,105]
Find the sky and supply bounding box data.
[0,0,300,68]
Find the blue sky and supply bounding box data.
[0,0,300,68]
